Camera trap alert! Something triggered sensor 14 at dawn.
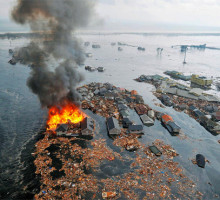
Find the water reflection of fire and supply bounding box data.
[46,101,85,131]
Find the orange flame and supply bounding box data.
[46,101,85,131]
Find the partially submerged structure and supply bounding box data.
[127,125,143,135]
[164,71,191,81]
[81,117,94,136]
[162,115,180,135]
[97,67,104,72]
[137,47,145,51]
[191,74,213,89]
[56,124,69,136]
[118,47,123,51]
[140,114,154,127]
[149,146,162,156]
[92,44,101,48]
[122,118,133,128]
[106,117,121,135]
[196,154,206,168]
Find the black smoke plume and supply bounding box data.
[11,0,95,107]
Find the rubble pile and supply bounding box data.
[83,139,122,169]
[113,132,142,152]
[33,83,204,199]
[34,134,122,199]
[85,66,105,72]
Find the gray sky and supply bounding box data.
[1,0,220,32]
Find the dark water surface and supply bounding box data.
[0,39,46,199]
[0,33,220,199]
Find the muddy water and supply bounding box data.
[0,33,220,199]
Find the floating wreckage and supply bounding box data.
[85,66,105,72]
[149,145,162,156]
[137,47,145,51]
[172,44,220,51]
[92,44,101,48]
[164,71,191,81]
[161,114,181,135]
[85,53,92,58]
[84,41,90,46]
[196,154,206,168]
[118,47,123,51]
[157,48,163,54]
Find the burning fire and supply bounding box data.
[47,101,85,131]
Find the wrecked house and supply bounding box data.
[204,105,218,113]
[88,67,96,72]
[118,103,128,111]
[162,114,173,124]
[85,53,92,57]
[97,67,104,72]
[125,96,134,103]
[85,66,96,71]
[135,104,148,115]
[134,95,144,104]
[81,117,94,136]
[106,117,121,135]
[99,88,108,96]
[189,105,197,112]
[174,104,188,111]
[165,121,181,135]
[84,42,90,46]
[193,109,205,119]
[122,118,133,128]
[92,44,101,48]
[56,124,69,136]
[161,95,173,107]
[211,111,220,122]
[189,88,203,96]
[104,83,114,90]
[127,125,143,135]
[191,74,213,88]
[161,114,180,135]
[140,114,154,127]
[8,58,17,65]
[104,92,115,100]
[148,110,155,119]
[164,70,191,81]
[9,49,14,54]
[120,110,130,119]
[149,146,162,156]
[118,47,123,51]
[137,46,145,51]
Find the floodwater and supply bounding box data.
[0,33,220,199]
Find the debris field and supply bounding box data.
[33,82,204,199]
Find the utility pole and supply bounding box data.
[183,47,187,64]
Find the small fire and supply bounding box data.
[46,101,85,131]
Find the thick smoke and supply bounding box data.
[11,0,95,107]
